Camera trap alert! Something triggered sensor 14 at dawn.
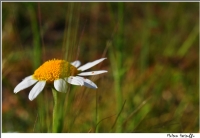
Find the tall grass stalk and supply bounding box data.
[177,25,198,57]
[140,5,151,73]
[63,3,74,61]
[108,2,124,132]
[95,90,99,133]
[61,3,80,132]
[27,3,46,132]
[28,3,41,69]
[63,2,80,61]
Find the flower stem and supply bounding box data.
[52,88,59,133]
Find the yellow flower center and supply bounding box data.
[33,59,78,82]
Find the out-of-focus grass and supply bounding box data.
[108,2,125,132]
[2,2,199,133]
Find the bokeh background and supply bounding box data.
[2,2,199,133]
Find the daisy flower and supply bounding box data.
[14,58,107,101]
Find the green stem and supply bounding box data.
[52,88,59,133]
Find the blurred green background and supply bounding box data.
[2,2,199,133]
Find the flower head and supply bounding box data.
[14,58,107,101]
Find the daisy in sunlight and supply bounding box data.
[14,58,107,101]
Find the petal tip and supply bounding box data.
[28,95,33,101]
[13,89,17,93]
[13,87,20,93]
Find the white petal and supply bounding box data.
[77,58,107,71]
[54,79,68,93]
[14,75,38,93]
[76,76,97,89]
[67,76,84,86]
[78,70,108,76]
[71,60,81,68]
[28,81,46,101]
